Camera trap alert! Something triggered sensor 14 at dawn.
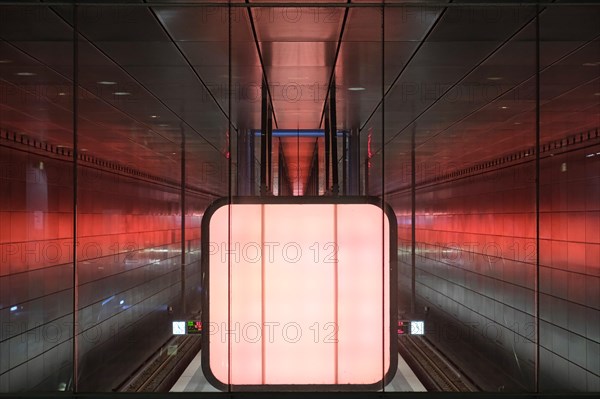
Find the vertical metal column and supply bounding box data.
[260,80,268,195]
[181,129,186,316]
[278,140,283,196]
[330,77,339,195]
[411,124,416,315]
[237,130,255,196]
[71,4,79,392]
[364,159,369,196]
[313,143,319,195]
[305,141,319,196]
[342,131,347,195]
[380,7,386,389]
[227,4,233,390]
[534,4,541,393]
[347,128,360,195]
[267,104,273,194]
[324,105,331,193]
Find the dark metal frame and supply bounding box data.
[200,196,398,392]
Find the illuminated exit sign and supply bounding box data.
[201,197,397,390]
[398,320,425,335]
[172,320,202,335]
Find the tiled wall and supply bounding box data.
[539,146,600,392]
[394,194,413,315]
[183,193,209,316]
[0,145,208,391]
[0,146,75,392]
[388,142,599,392]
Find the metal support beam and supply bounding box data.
[347,128,360,195]
[258,81,273,196]
[181,128,187,318]
[260,80,268,195]
[342,130,347,195]
[364,159,369,196]
[237,130,255,195]
[330,77,339,195]
[267,103,273,194]
[71,4,79,392]
[324,104,331,193]
[411,124,416,315]
[278,140,293,196]
[278,140,283,196]
[305,140,320,196]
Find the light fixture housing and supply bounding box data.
[201,196,398,391]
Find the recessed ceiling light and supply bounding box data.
[0,59,13,64]
[487,77,502,81]
[348,87,365,91]
[150,115,158,118]
[514,122,521,125]
[80,148,88,152]
[97,81,117,85]
[594,92,600,96]
[158,123,169,127]
[172,152,176,155]
[583,62,600,67]
[113,91,131,96]
[500,106,508,109]
[586,153,596,158]
[16,72,36,76]
[58,92,66,96]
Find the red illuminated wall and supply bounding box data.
[0,143,210,391]
[538,147,599,391]
[388,143,599,391]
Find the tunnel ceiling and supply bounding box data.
[0,2,598,195]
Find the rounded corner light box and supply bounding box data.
[201,197,397,391]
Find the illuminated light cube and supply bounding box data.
[202,197,398,390]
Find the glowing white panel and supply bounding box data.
[203,201,396,389]
[411,321,425,335]
[172,321,186,335]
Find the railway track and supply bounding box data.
[120,334,201,392]
[121,326,476,392]
[398,334,479,392]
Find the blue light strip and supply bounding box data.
[252,129,344,137]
